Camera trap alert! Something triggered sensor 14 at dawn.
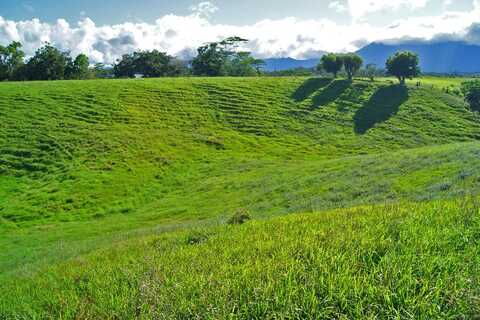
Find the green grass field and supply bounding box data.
[1,76,479,318]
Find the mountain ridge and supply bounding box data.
[260,40,480,73]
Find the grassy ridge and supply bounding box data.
[1,77,480,277]
[2,198,479,319]
[2,141,480,277]
[1,77,480,317]
[1,78,479,226]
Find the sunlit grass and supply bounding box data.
[0,76,479,317]
[2,199,479,319]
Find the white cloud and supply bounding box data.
[0,2,480,63]
[347,0,431,20]
[443,0,453,8]
[189,1,219,18]
[329,1,348,13]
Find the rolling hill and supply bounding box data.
[1,77,480,318]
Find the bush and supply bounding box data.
[461,80,480,111]
[227,209,252,225]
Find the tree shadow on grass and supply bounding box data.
[354,85,409,134]
[292,78,333,102]
[311,79,351,109]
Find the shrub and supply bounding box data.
[227,209,252,225]
[461,80,480,111]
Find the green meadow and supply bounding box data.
[1,76,480,318]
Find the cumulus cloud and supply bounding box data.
[329,1,348,13]
[189,1,219,18]
[1,1,480,63]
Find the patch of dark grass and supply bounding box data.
[292,78,332,102]
[311,79,351,108]
[227,209,252,225]
[354,85,409,134]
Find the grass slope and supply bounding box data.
[2,199,479,319]
[2,78,479,226]
[1,77,480,316]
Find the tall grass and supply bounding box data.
[2,198,479,319]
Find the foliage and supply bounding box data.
[114,50,186,78]
[364,63,378,81]
[461,80,480,111]
[192,37,263,76]
[320,53,344,78]
[227,209,252,225]
[342,53,363,80]
[25,43,70,80]
[0,41,25,81]
[65,54,91,79]
[92,63,114,78]
[192,42,228,76]
[386,51,421,85]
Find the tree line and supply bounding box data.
[0,38,424,84]
[0,42,90,81]
[0,37,265,81]
[113,37,265,78]
[318,51,420,84]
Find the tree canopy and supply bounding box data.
[192,37,263,77]
[114,50,186,78]
[461,80,480,112]
[320,53,344,78]
[26,43,70,80]
[386,51,420,85]
[0,42,25,81]
[342,53,363,80]
[65,54,90,80]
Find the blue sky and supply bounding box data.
[2,0,473,25]
[3,0,339,25]
[0,0,479,62]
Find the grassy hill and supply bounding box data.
[1,76,480,317]
[2,199,480,318]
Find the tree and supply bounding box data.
[320,53,343,78]
[65,54,90,79]
[192,37,260,77]
[114,53,136,78]
[26,43,69,80]
[93,63,114,78]
[251,59,266,74]
[461,80,480,112]
[73,54,90,79]
[365,63,377,81]
[226,52,262,76]
[135,50,171,77]
[342,53,363,81]
[386,51,420,85]
[192,42,228,76]
[167,58,189,77]
[114,50,185,78]
[0,41,25,81]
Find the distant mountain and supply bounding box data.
[261,57,320,72]
[357,41,480,74]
